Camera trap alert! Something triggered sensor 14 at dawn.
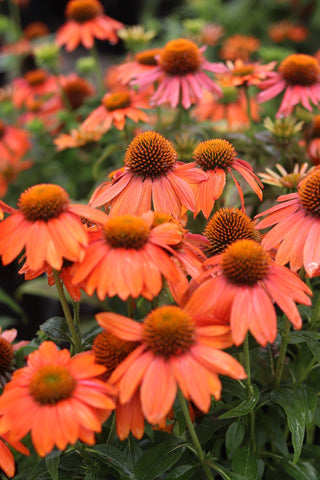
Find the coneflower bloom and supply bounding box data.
[89,131,207,217]
[0,341,116,457]
[96,305,246,424]
[0,327,28,386]
[12,69,58,108]
[192,138,263,217]
[56,0,124,51]
[116,48,162,85]
[81,89,150,132]
[60,74,94,110]
[203,207,260,257]
[18,96,63,133]
[193,87,260,131]
[54,125,107,151]
[257,54,320,117]
[259,162,312,189]
[219,35,260,62]
[0,183,108,271]
[134,38,227,109]
[256,168,320,277]
[186,239,312,346]
[218,59,276,87]
[92,331,144,440]
[23,21,50,41]
[0,433,29,478]
[71,211,183,301]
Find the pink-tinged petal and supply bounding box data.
[274,214,310,269]
[24,222,49,271]
[140,357,177,424]
[69,204,109,225]
[152,177,180,217]
[257,79,286,103]
[303,220,320,276]
[260,210,305,251]
[136,178,152,214]
[150,223,182,247]
[96,312,143,341]
[144,243,180,283]
[191,344,246,379]
[167,172,196,212]
[89,171,133,208]
[180,76,192,109]
[232,160,263,200]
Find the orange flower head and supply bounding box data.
[103,215,150,248]
[134,48,162,66]
[62,76,94,109]
[297,168,320,216]
[152,211,184,231]
[193,139,236,171]
[24,69,48,87]
[24,22,49,40]
[18,184,69,222]
[66,0,103,22]
[159,38,201,75]
[220,35,260,61]
[103,91,131,111]
[125,131,177,178]
[93,331,138,380]
[204,208,260,256]
[142,306,196,357]
[0,341,115,457]
[221,239,270,286]
[279,54,320,86]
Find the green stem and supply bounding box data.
[178,390,214,480]
[274,317,291,388]
[244,85,253,130]
[243,335,256,453]
[7,0,21,34]
[72,300,80,327]
[309,291,320,330]
[90,44,104,94]
[53,269,82,354]
[106,412,117,444]
[126,297,134,319]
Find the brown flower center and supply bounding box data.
[63,78,93,109]
[66,0,103,22]
[159,38,201,76]
[125,131,177,178]
[18,184,69,222]
[298,169,320,216]
[204,208,260,256]
[24,69,47,86]
[93,331,138,380]
[143,306,196,358]
[134,48,162,66]
[0,338,14,376]
[279,54,320,86]
[221,239,270,285]
[232,64,255,76]
[29,364,76,405]
[103,215,150,249]
[102,91,131,111]
[193,139,237,171]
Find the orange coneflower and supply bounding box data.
[186,239,312,347]
[12,69,58,109]
[203,207,261,257]
[82,89,150,132]
[18,96,63,133]
[0,327,28,386]
[134,38,227,110]
[60,74,95,110]
[89,130,207,217]
[192,138,263,218]
[218,59,276,87]
[0,341,116,457]
[56,0,124,51]
[96,305,246,425]
[268,20,308,43]
[257,54,320,117]
[193,87,260,131]
[23,22,50,41]
[0,183,108,271]
[71,211,183,301]
[256,168,320,277]
[54,124,107,151]
[219,34,260,62]
[116,48,162,85]
[0,120,31,162]
[92,331,145,440]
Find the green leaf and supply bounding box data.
[219,385,259,419]
[165,465,195,479]
[280,458,320,480]
[290,331,320,363]
[272,387,306,464]
[232,446,258,480]
[0,287,24,315]
[39,317,72,344]
[225,421,245,460]
[85,444,136,479]
[206,461,247,480]
[134,438,184,480]
[45,450,61,480]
